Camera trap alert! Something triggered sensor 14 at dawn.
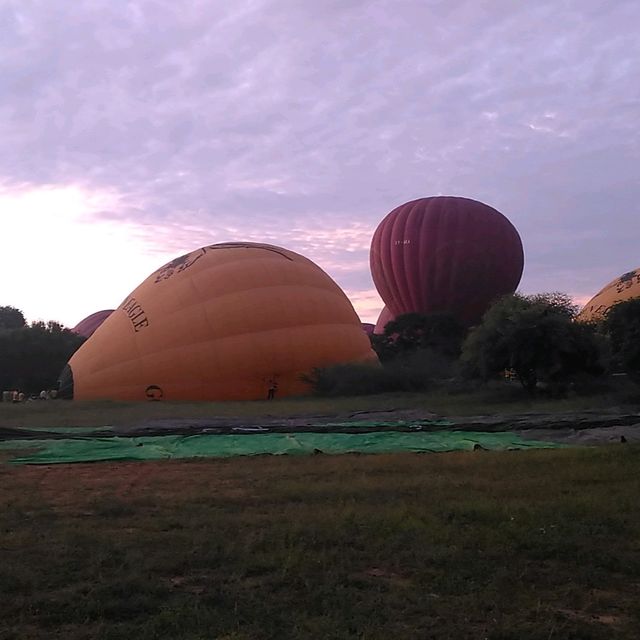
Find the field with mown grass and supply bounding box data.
[2,445,639,639]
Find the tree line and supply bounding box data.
[2,295,639,400]
[308,293,640,397]
[0,306,85,397]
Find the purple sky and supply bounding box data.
[1,0,639,327]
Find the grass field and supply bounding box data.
[2,445,639,639]
[1,386,638,428]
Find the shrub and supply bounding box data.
[372,312,466,362]
[303,354,439,397]
[602,298,640,379]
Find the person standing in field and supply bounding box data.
[267,379,278,400]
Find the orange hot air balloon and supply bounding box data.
[577,267,640,322]
[59,242,377,401]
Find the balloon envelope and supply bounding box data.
[370,196,524,325]
[60,243,377,401]
[373,306,394,335]
[578,268,640,322]
[72,310,114,338]
[361,322,375,336]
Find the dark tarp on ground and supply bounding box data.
[0,430,562,465]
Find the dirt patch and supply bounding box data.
[7,459,257,510]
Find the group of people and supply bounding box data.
[1,389,58,403]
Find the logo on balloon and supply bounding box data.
[145,385,164,401]
[121,296,149,332]
[154,248,207,283]
[153,244,294,286]
[204,243,294,260]
[616,269,639,293]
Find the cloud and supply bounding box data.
[1,0,639,323]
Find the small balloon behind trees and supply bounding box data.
[577,267,640,323]
[373,306,394,335]
[59,242,377,401]
[72,310,114,338]
[361,322,375,336]
[370,196,524,326]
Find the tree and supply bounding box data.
[461,293,605,394]
[0,306,26,330]
[372,312,465,362]
[602,298,640,379]
[0,314,85,393]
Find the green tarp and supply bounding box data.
[0,430,561,465]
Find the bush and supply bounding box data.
[602,298,640,379]
[564,372,618,397]
[372,312,466,362]
[303,352,445,396]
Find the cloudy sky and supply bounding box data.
[1,0,638,327]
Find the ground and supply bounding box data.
[2,447,640,639]
[1,390,639,639]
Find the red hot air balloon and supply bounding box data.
[72,310,114,339]
[370,197,524,326]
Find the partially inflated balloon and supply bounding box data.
[361,322,375,336]
[578,268,640,322]
[370,197,524,325]
[373,306,394,335]
[60,243,377,401]
[72,310,114,338]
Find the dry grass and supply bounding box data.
[1,446,639,639]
